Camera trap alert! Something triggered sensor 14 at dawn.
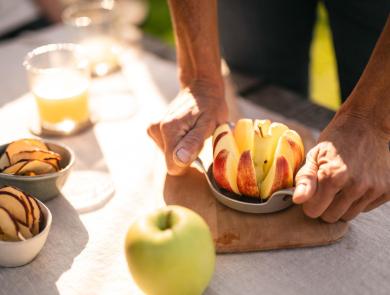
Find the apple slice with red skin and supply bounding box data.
[0,186,34,227]
[260,132,296,199]
[237,150,259,196]
[234,119,260,197]
[212,124,240,194]
[0,206,21,241]
[0,192,29,225]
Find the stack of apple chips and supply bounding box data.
[0,186,43,241]
[0,139,61,176]
[212,119,304,199]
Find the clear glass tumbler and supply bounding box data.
[62,0,122,77]
[24,43,91,136]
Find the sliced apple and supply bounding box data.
[28,196,42,235]
[6,139,48,159]
[17,160,57,176]
[0,192,29,225]
[237,151,259,196]
[0,186,34,227]
[0,206,20,241]
[282,130,304,174]
[213,150,240,194]
[2,161,28,175]
[0,152,10,171]
[10,150,60,166]
[16,221,33,239]
[212,124,239,159]
[263,122,289,175]
[253,120,274,183]
[260,133,295,199]
[232,119,259,196]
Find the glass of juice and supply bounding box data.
[24,43,91,136]
[62,0,122,77]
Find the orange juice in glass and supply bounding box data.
[24,44,91,135]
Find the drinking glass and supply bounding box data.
[24,43,92,136]
[62,0,122,77]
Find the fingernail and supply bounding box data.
[175,148,191,165]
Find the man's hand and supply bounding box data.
[147,81,228,175]
[293,112,390,223]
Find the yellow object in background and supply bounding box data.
[310,4,341,111]
[33,68,90,128]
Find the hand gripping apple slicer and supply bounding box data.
[193,157,294,214]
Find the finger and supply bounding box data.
[160,118,190,175]
[320,181,366,223]
[147,123,165,150]
[341,189,378,221]
[293,147,319,204]
[303,159,349,218]
[363,193,390,212]
[173,118,214,169]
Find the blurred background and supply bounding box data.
[0,0,341,111]
[142,0,340,111]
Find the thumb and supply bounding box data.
[173,123,211,168]
[293,147,319,204]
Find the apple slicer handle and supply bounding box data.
[192,157,207,174]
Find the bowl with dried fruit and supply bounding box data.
[0,139,74,201]
[0,186,52,267]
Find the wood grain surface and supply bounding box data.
[164,167,349,253]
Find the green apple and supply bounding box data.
[124,205,215,295]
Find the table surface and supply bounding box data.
[0,25,389,295]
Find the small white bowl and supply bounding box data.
[0,199,52,267]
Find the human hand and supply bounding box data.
[293,112,390,223]
[147,80,228,175]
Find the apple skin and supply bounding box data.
[125,205,215,295]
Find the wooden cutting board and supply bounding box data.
[163,167,349,253]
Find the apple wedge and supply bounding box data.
[0,192,29,225]
[10,150,60,165]
[0,152,10,171]
[2,161,28,175]
[6,139,48,159]
[260,132,296,199]
[212,124,240,194]
[234,119,259,196]
[0,186,34,227]
[253,120,274,183]
[17,160,57,176]
[282,130,304,174]
[28,195,42,235]
[0,206,21,241]
[262,122,289,175]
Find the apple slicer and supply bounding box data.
[193,157,294,214]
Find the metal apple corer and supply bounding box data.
[193,157,294,214]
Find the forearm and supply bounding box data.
[340,16,390,136]
[167,0,223,92]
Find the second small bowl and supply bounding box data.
[0,199,52,267]
[0,141,75,201]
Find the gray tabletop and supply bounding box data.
[0,25,389,295]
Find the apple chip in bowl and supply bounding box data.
[0,185,52,267]
[0,139,61,176]
[212,119,304,200]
